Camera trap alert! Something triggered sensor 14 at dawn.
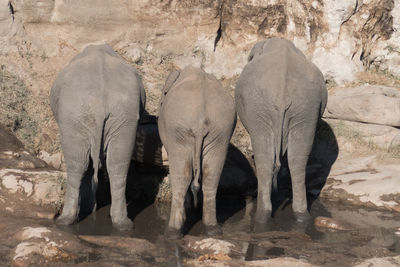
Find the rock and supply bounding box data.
[79,235,157,256]
[11,242,61,266]
[186,237,237,255]
[74,261,129,267]
[14,227,51,241]
[186,257,317,267]
[0,0,23,38]
[154,176,172,203]
[312,37,362,84]
[247,258,318,267]
[314,216,352,231]
[320,153,400,211]
[10,226,89,266]
[117,43,145,64]
[318,201,400,230]
[0,124,47,169]
[323,85,400,127]
[37,151,65,171]
[32,211,56,220]
[197,253,231,261]
[324,119,400,151]
[132,122,165,166]
[0,168,66,208]
[353,256,400,267]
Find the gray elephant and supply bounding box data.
[235,38,327,223]
[50,44,146,229]
[158,66,236,238]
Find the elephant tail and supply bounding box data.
[191,129,205,208]
[89,125,103,212]
[273,103,291,191]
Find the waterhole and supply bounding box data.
[66,195,400,266]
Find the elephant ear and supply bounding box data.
[248,39,272,62]
[248,41,265,62]
[162,70,181,95]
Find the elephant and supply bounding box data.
[235,38,327,223]
[158,66,236,238]
[50,44,146,229]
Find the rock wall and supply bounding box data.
[0,0,399,152]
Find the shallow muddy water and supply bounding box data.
[64,195,400,266]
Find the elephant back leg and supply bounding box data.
[105,119,138,230]
[201,136,230,236]
[287,115,318,221]
[165,145,193,239]
[250,127,275,224]
[57,128,91,225]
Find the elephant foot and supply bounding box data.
[294,211,311,223]
[204,224,222,236]
[165,227,183,240]
[112,216,133,231]
[254,210,272,224]
[56,213,76,225]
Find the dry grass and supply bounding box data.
[325,119,400,159]
[0,67,39,152]
[352,69,400,90]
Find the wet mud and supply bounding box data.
[65,195,400,266]
[1,121,399,266]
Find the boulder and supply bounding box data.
[37,151,65,171]
[186,257,318,267]
[0,168,66,208]
[132,121,166,167]
[323,85,400,127]
[185,236,237,255]
[324,118,400,151]
[353,256,400,267]
[0,124,47,170]
[0,0,23,38]
[314,216,353,231]
[11,226,91,267]
[320,154,400,212]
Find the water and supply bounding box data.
[67,195,400,266]
[60,131,400,265]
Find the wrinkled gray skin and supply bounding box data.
[158,67,236,238]
[50,44,146,230]
[235,38,327,223]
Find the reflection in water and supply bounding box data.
[67,195,400,263]
[174,243,182,267]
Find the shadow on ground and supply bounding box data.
[74,118,338,236]
[181,143,258,235]
[271,119,339,217]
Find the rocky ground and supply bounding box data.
[0,80,400,266]
[1,0,400,266]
